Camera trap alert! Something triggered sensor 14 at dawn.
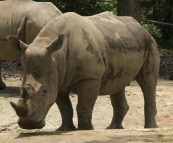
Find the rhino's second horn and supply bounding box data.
[21,84,35,99]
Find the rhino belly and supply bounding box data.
[100,54,145,95]
[99,62,142,95]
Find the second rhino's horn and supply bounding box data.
[10,100,28,117]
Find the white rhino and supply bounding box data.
[0,0,62,89]
[9,12,160,130]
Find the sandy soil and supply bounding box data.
[0,78,173,142]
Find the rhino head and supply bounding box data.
[8,35,64,129]
[10,85,46,129]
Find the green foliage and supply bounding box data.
[142,23,162,40]
[141,0,173,49]
[36,0,117,15]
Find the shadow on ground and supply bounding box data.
[16,130,73,138]
[10,129,173,143]
[88,133,173,142]
[0,86,20,95]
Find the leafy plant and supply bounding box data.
[36,0,117,15]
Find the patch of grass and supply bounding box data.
[0,127,8,133]
[19,130,33,134]
[0,122,17,133]
[142,129,157,132]
[157,134,164,138]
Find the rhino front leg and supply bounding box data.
[107,88,129,129]
[56,92,76,131]
[0,61,6,90]
[76,80,100,130]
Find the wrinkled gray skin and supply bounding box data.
[0,0,62,90]
[9,12,160,130]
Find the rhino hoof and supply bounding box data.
[0,82,6,90]
[77,125,94,130]
[144,124,158,128]
[56,124,76,131]
[106,125,124,129]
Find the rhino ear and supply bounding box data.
[46,34,64,54]
[6,35,28,52]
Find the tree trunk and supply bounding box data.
[152,0,156,20]
[166,0,173,23]
[118,0,141,22]
[161,0,173,40]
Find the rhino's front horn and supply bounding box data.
[10,101,28,117]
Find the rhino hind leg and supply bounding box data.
[0,61,6,90]
[136,73,158,128]
[136,42,159,128]
[107,88,129,129]
[0,79,6,90]
[56,92,76,131]
[76,80,100,130]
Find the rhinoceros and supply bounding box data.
[9,12,160,130]
[0,0,62,90]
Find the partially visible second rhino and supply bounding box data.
[0,0,62,89]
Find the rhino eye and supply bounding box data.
[40,86,47,95]
[43,89,47,93]
[33,72,41,78]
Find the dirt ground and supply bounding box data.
[0,78,173,143]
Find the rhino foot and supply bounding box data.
[0,80,6,90]
[77,125,94,130]
[144,123,158,128]
[106,124,124,129]
[56,124,76,131]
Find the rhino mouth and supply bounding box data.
[18,119,46,129]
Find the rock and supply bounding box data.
[166,102,173,106]
[132,92,142,95]
[156,92,162,96]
